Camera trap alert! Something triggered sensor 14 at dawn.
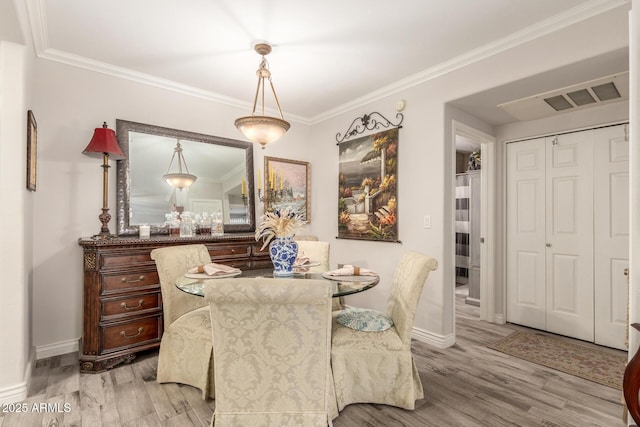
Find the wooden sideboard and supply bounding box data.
[78,233,271,373]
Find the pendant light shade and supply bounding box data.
[235,43,290,149]
[163,141,197,190]
[163,172,197,189]
[235,115,290,146]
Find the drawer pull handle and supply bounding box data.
[120,327,143,339]
[121,275,145,283]
[120,300,144,310]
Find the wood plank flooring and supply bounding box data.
[1,292,627,426]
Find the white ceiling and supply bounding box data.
[23,0,628,125]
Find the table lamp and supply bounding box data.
[82,122,126,238]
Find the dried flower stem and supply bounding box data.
[255,206,304,250]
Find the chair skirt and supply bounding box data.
[157,306,215,399]
[330,317,424,410]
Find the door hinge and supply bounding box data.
[625,124,629,142]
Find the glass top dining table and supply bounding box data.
[175,267,380,298]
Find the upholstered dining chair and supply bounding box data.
[295,240,330,273]
[330,251,438,411]
[205,277,337,426]
[150,244,215,399]
[295,240,342,311]
[294,234,319,241]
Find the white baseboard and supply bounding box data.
[0,350,34,405]
[494,313,506,324]
[341,305,456,348]
[35,338,80,360]
[0,380,28,405]
[411,326,455,348]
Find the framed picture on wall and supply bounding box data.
[26,110,37,191]
[263,156,310,222]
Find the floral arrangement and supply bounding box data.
[361,177,373,188]
[255,206,305,250]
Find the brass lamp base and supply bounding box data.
[93,208,115,239]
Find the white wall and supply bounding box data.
[0,41,33,404]
[496,101,629,143]
[24,2,632,362]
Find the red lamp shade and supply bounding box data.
[82,122,125,159]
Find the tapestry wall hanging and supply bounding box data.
[338,128,399,242]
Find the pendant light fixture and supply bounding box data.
[235,42,290,149]
[162,141,197,190]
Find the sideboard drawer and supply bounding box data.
[208,243,252,259]
[101,252,153,269]
[101,292,162,320]
[252,244,270,258]
[102,271,159,294]
[101,316,161,353]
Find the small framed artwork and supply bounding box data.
[263,156,310,222]
[26,110,37,191]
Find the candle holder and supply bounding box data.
[258,187,284,212]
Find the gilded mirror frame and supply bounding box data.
[115,119,255,236]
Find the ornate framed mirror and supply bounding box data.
[115,120,255,235]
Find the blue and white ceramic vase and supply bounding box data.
[269,237,298,277]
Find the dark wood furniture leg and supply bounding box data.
[624,323,640,424]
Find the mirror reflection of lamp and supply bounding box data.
[82,122,126,239]
[162,141,197,190]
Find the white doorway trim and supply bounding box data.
[452,121,497,323]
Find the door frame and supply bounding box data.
[452,121,496,322]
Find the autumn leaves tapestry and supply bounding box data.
[338,128,398,242]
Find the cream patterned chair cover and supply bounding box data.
[205,277,337,426]
[295,240,342,311]
[150,244,215,399]
[296,240,330,274]
[294,235,319,241]
[331,251,438,411]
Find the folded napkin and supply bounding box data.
[188,263,241,276]
[324,264,378,276]
[294,252,311,266]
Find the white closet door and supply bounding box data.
[593,124,629,350]
[544,133,594,342]
[506,138,546,329]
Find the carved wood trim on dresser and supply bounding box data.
[78,233,271,373]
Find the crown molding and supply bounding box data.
[26,0,628,126]
[309,0,630,124]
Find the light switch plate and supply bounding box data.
[423,215,431,229]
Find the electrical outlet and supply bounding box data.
[423,215,431,229]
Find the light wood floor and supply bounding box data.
[0,292,627,427]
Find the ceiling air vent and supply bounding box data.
[498,71,628,121]
[591,82,620,101]
[566,89,596,106]
[544,95,574,111]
